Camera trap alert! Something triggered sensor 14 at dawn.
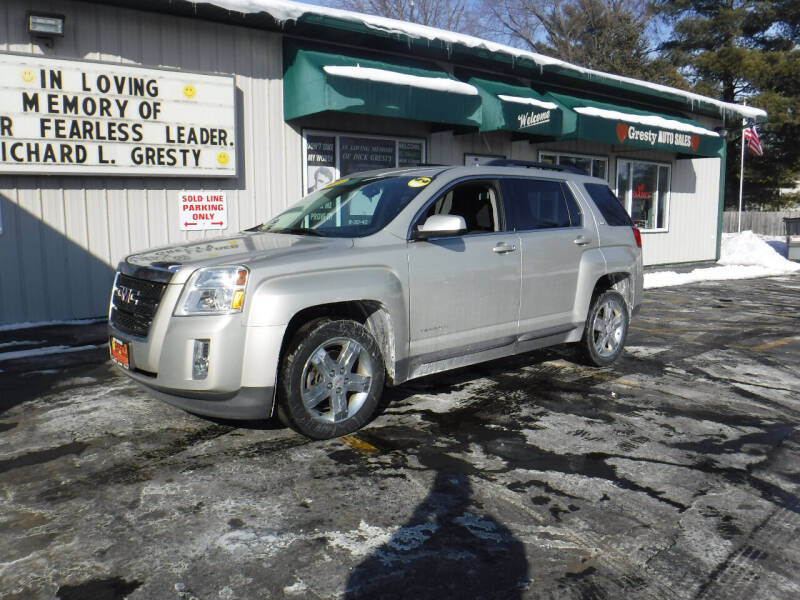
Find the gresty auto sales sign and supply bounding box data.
[616,123,701,153]
[0,52,236,176]
[569,104,724,157]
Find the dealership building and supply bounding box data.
[0,0,766,326]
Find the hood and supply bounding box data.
[120,231,353,283]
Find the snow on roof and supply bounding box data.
[199,0,767,121]
[497,95,559,110]
[574,106,719,137]
[322,65,479,95]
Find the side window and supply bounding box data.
[420,181,501,234]
[501,178,581,231]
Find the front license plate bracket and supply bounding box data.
[110,336,130,369]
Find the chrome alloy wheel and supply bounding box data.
[300,337,374,423]
[591,297,626,359]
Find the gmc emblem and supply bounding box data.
[115,285,140,306]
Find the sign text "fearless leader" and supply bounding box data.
[0,54,236,176]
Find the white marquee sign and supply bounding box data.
[0,53,236,176]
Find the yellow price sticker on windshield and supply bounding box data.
[324,178,349,188]
[408,177,431,188]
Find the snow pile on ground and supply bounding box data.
[645,231,800,289]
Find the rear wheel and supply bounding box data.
[577,290,629,366]
[277,319,385,440]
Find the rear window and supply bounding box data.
[584,183,633,227]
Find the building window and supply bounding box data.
[539,151,608,180]
[616,159,671,231]
[303,130,426,195]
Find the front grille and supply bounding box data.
[110,273,168,338]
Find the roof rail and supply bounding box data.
[484,158,588,176]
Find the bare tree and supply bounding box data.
[332,0,478,34]
[484,0,660,78]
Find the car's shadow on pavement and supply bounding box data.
[343,460,529,599]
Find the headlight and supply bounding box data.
[175,266,249,315]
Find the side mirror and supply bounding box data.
[413,214,467,240]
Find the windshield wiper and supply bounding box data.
[275,227,327,237]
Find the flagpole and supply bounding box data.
[738,117,746,233]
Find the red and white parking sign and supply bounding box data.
[179,191,227,231]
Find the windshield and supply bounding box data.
[253,174,432,237]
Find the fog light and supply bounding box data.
[192,339,210,380]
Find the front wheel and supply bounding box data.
[577,290,630,367]
[277,319,385,440]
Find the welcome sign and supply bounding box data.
[499,94,562,136]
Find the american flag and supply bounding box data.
[743,124,763,156]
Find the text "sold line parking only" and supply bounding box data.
[180,191,228,231]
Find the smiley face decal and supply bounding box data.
[408,177,432,188]
[21,69,35,83]
[183,85,196,99]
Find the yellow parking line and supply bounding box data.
[545,361,638,387]
[339,434,380,454]
[743,337,799,352]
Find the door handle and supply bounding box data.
[492,242,517,254]
[573,236,591,246]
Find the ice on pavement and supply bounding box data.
[645,231,800,289]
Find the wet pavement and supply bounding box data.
[1,275,799,600]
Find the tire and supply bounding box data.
[577,290,630,367]
[277,319,385,440]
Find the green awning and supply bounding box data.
[547,92,725,157]
[468,77,565,135]
[283,42,482,127]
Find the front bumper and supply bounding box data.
[109,312,285,420]
[131,380,273,420]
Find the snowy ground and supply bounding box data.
[645,231,800,289]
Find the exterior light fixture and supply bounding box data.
[26,12,65,45]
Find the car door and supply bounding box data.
[407,179,521,360]
[501,177,596,335]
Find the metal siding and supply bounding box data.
[63,182,92,318]
[0,183,26,323]
[0,0,296,325]
[428,131,513,165]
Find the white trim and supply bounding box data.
[322,66,479,95]
[616,158,672,233]
[538,150,609,181]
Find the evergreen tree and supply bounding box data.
[655,0,800,209]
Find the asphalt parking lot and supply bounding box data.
[1,275,799,600]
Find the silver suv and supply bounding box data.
[109,161,643,439]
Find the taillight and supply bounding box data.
[632,227,642,248]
